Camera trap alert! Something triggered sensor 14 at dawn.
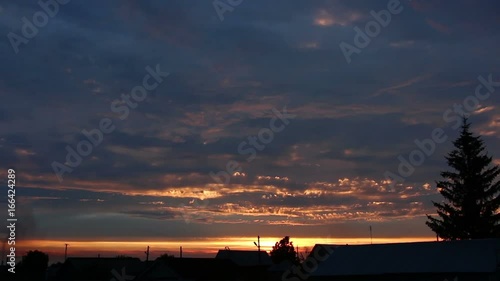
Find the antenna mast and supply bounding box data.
[64,244,69,261]
[370,226,373,244]
[253,236,261,264]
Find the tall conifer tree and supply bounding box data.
[426,118,500,240]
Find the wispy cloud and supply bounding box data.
[373,74,433,97]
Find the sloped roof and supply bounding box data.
[61,257,147,280]
[215,249,273,266]
[66,257,143,269]
[267,259,294,272]
[135,258,239,280]
[311,239,500,276]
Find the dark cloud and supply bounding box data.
[0,0,499,242]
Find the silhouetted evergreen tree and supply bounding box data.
[270,236,299,264]
[426,118,500,240]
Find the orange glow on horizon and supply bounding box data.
[16,236,435,263]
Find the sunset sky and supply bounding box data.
[1,0,500,264]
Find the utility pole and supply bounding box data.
[64,244,69,261]
[180,246,183,258]
[258,236,260,252]
[258,235,261,265]
[145,246,150,262]
[253,236,261,265]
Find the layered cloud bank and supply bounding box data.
[0,0,499,242]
